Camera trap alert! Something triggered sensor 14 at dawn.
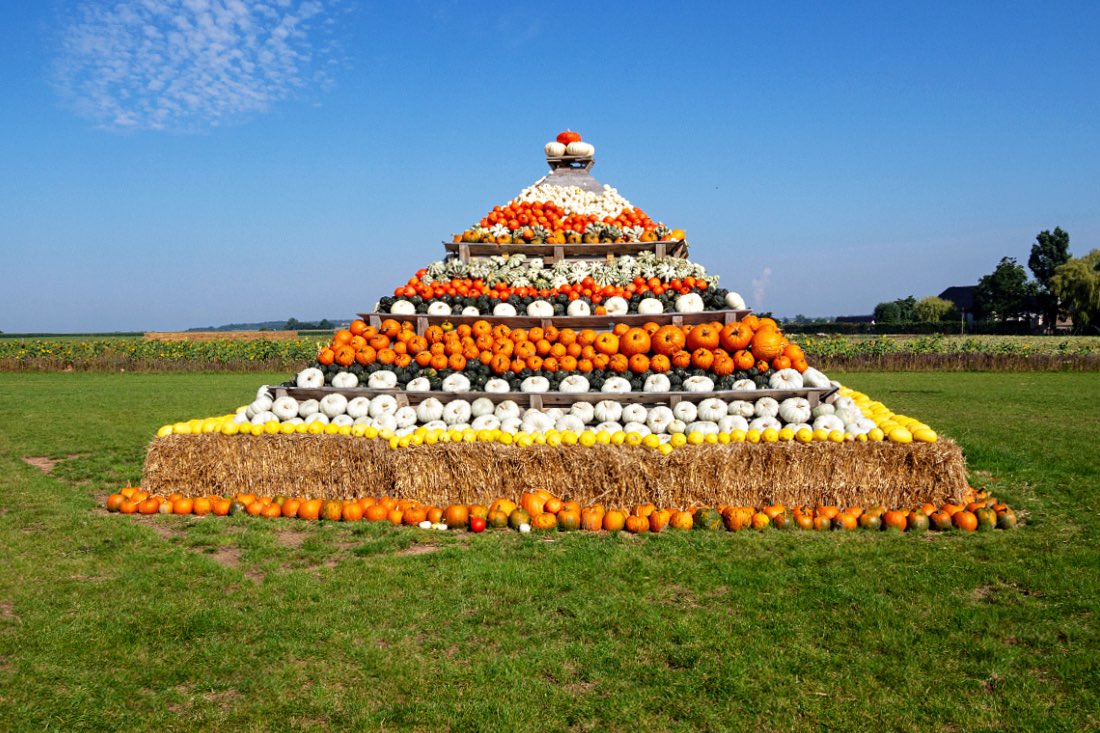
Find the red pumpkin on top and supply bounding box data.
[556,130,582,145]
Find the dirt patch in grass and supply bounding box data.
[21,454,83,474]
[206,546,265,583]
[396,544,444,557]
[0,601,16,621]
[273,528,308,548]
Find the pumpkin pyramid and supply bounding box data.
[142,131,967,510]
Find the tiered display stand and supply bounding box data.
[142,142,968,510]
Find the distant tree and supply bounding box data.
[1050,249,1100,332]
[1028,227,1072,330]
[973,257,1035,321]
[873,296,917,323]
[286,317,301,330]
[915,296,956,323]
[318,319,333,330]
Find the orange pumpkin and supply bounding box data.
[720,322,753,351]
[685,323,720,351]
[751,329,784,361]
[651,325,686,356]
[618,328,651,357]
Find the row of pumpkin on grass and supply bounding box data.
[315,316,815,381]
[106,488,1017,533]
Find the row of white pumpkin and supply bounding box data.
[242,388,874,439]
[387,291,747,317]
[295,366,832,394]
[511,181,630,222]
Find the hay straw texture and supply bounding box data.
[143,435,969,508]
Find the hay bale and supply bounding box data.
[142,434,968,508]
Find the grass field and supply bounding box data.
[0,372,1098,731]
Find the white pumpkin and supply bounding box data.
[443,400,472,425]
[778,397,811,425]
[559,375,591,393]
[272,396,300,421]
[395,426,416,437]
[282,417,304,426]
[567,300,591,317]
[813,414,845,432]
[442,373,471,393]
[353,416,374,427]
[484,378,511,393]
[405,377,431,392]
[725,291,747,310]
[732,379,757,391]
[687,421,719,435]
[494,400,522,420]
[471,414,501,431]
[565,141,595,157]
[787,422,812,434]
[461,306,481,316]
[416,397,445,424]
[296,367,324,389]
[603,296,629,316]
[297,399,320,418]
[673,401,698,423]
[545,141,567,157]
[801,368,832,389]
[500,416,522,434]
[332,371,358,389]
[637,297,664,315]
[368,370,398,389]
[556,415,586,433]
[521,376,550,393]
[667,419,688,435]
[850,418,877,435]
[427,301,452,316]
[697,398,728,422]
[834,406,861,425]
[643,374,671,392]
[369,394,398,418]
[346,396,371,420]
[320,393,348,418]
[718,415,749,433]
[304,412,329,425]
[421,419,446,432]
[331,414,354,428]
[683,375,715,392]
[569,401,595,424]
[674,292,705,314]
[728,400,755,418]
[769,369,804,390]
[471,397,495,418]
[493,302,517,317]
[256,385,273,401]
[246,395,272,419]
[812,404,835,418]
[647,406,674,434]
[595,421,623,434]
[390,300,416,316]
[594,400,623,424]
[833,396,857,411]
[526,300,554,317]
[749,416,782,432]
[544,408,565,421]
[622,403,648,424]
[754,397,780,418]
[601,377,632,393]
[623,421,651,436]
[373,413,397,431]
[250,410,278,426]
[521,410,555,433]
[394,406,417,428]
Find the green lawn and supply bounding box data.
[0,372,1097,731]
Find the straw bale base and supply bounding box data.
[142,434,968,509]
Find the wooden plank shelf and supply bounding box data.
[359,309,751,335]
[443,240,688,263]
[268,385,838,411]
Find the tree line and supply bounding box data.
[873,228,1099,333]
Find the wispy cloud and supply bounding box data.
[54,0,338,131]
[752,266,772,311]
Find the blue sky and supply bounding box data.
[2,1,1098,332]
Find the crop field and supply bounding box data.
[0,371,1098,731]
[1,333,1099,373]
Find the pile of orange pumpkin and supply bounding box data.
[105,487,1018,533]
[317,315,806,379]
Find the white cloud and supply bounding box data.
[752,266,773,311]
[54,0,338,131]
